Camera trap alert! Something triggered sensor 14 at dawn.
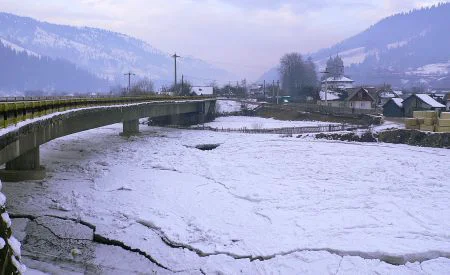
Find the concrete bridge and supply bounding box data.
[0,98,216,182]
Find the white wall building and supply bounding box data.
[192,86,213,95]
[321,76,354,90]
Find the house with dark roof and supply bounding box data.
[317,88,376,109]
[317,89,348,107]
[402,94,446,117]
[383,98,404,117]
[347,88,375,109]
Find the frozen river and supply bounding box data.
[3,121,450,274]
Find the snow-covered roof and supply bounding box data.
[319,90,341,101]
[379,91,397,98]
[391,98,404,108]
[321,76,354,83]
[415,94,446,108]
[393,90,403,96]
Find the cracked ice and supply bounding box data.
[3,121,450,274]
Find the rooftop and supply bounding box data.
[321,76,354,83]
[415,94,446,108]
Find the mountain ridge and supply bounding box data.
[259,3,450,89]
[0,12,234,88]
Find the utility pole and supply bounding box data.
[124,71,135,93]
[277,80,280,105]
[263,80,266,98]
[181,74,184,95]
[172,53,180,86]
[272,80,275,100]
[321,69,330,106]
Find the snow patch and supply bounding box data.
[203,116,337,129]
[2,212,12,228]
[0,192,6,206]
[387,40,408,50]
[11,255,27,274]
[8,236,22,257]
[0,38,40,57]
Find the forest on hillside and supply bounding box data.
[0,42,109,94]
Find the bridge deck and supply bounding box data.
[0,95,212,129]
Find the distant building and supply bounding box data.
[317,89,347,107]
[248,84,263,95]
[383,98,404,117]
[402,94,446,117]
[192,86,213,96]
[347,88,375,109]
[321,76,354,90]
[377,90,403,106]
[317,87,376,109]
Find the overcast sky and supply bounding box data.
[0,0,448,79]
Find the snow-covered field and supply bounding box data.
[3,122,450,274]
[203,116,338,129]
[216,99,260,113]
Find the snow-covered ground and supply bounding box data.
[372,119,405,133]
[215,99,260,113]
[203,116,338,129]
[3,122,450,274]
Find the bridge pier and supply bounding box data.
[121,119,140,136]
[0,147,46,182]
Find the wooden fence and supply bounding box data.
[280,103,382,116]
[173,124,354,135]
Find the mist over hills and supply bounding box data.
[260,3,450,89]
[0,12,234,94]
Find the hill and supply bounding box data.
[0,12,234,89]
[259,3,450,89]
[0,40,108,94]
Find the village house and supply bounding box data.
[402,94,446,117]
[321,76,355,90]
[317,89,347,107]
[376,90,403,106]
[383,98,404,117]
[317,88,377,109]
[347,88,375,109]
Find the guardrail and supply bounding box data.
[0,95,214,129]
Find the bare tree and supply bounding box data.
[129,77,155,95]
[279,53,318,98]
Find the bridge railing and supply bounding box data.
[0,95,214,129]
